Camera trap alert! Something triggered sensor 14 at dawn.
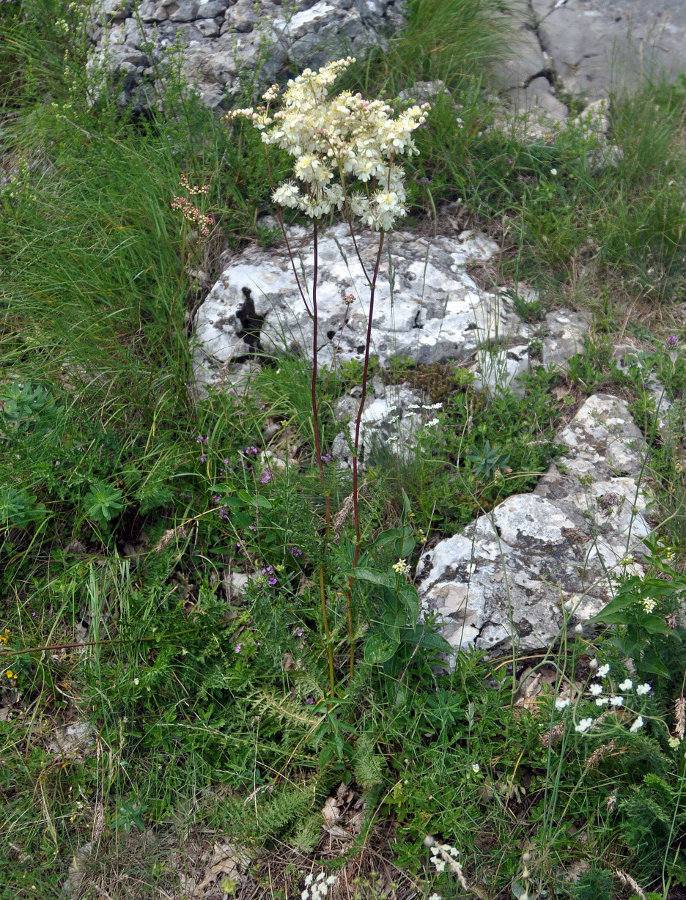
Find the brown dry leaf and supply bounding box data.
[194,841,250,896]
[322,796,341,826]
[565,859,591,882]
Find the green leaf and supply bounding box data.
[364,627,399,664]
[641,615,670,636]
[398,583,419,623]
[639,655,672,677]
[372,527,405,551]
[588,591,638,624]
[399,625,452,655]
[83,480,124,525]
[350,567,396,590]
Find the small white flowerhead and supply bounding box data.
[433,859,446,873]
[630,715,644,733]
[555,697,571,710]
[588,683,603,697]
[636,683,652,696]
[471,763,480,774]
[550,168,557,175]
[429,894,442,900]
[589,658,598,670]
[575,717,594,733]
[597,664,611,678]
[609,696,624,707]
[618,679,633,691]
[596,697,609,706]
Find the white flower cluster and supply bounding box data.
[554,668,652,736]
[300,872,336,900]
[227,58,430,231]
[429,842,460,874]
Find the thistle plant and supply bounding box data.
[228,59,429,690]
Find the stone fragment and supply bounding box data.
[417,394,652,657]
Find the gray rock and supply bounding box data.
[417,394,652,657]
[194,225,590,397]
[193,224,508,388]
[331,382,430,469]
[535,0,686,99]
[89,0,405,110]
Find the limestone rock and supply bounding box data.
[192,223,514,390]
[331,382,430,469]
[194,225,590,399]
[88,0,405,110]
[417,394,652,656]
[534,0,686,99]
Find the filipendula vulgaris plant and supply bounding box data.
[227,59,429,692]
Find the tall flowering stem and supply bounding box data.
[311,222,336,695]
[227,60,428,689]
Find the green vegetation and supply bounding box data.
[1,0,685,897]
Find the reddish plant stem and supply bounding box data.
[345,229,386,679]
[311,223,335,695]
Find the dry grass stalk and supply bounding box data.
[333,493,354,539]
[674,696,685,740]
[585,740,616,769]
[436,845,470,893]
[614,868,646,899]
[154,525,188,553]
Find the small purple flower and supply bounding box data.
[666,334,679,348]
[218,508,230,520]
[294,627,304,637]
[236,541,242,549]
[235,643,243,654]
[249,524,257,532]
[268,576,277,586]
[195,435,208,444]
[213,495,221,504]
[242,445,259,457]
[199,454,207,463]
[289,546,303,557]
[321,452,332,464]
[305,697,315,704]
[259,467,273,484]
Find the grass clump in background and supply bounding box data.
[1,0,686,897]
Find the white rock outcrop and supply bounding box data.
[417,394,651,656]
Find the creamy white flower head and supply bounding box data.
[636,683,652,696]
[273,182,301,208]
[575,717,594,733]
[630,715,644,733]
[609,696,624,707]
[597,664,611,678]
[230,58,428,230]
[555,697,571,710]
[619,679,633,691]
[588,683,603,696]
